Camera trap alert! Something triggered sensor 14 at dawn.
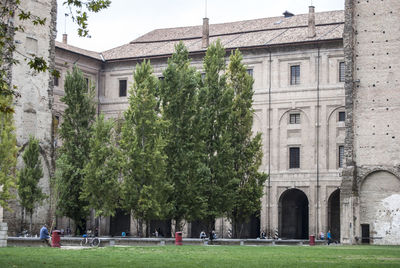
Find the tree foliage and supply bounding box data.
[120,60,171,236]
[17,136,46,233]
[226,50,267,237]
[197,40,235,228]
[0,94,17,208]
[81,114,121,220]
[160,42,209,230]
[55,66,96,234]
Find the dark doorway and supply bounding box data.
[190,220,214,238]
[328,189,340,240]
[233,214,260,238]
[110,209,130,236]
[361,224,370,244]
[279,188,309,239]
[150,220,171,238]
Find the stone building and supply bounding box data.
[2,0,57,238]
[341,0,400,245]
[53,8,347,240]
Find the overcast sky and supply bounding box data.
[56,0,344,52]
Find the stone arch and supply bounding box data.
[278,188,309,239]
[278,108,310,126]
[327,188,340,240]
[359,170,400,245]
[327,106,345,123]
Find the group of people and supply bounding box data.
[319,230,335,245]
[199,230,217,240]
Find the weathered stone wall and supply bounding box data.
[341,0,400,245]
[3,0,57,236]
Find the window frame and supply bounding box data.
[338,111,346,122]
[289,146,300,169]
[290,64,301,85]
[339,61,345,82]
[119,79,127,97]
[338,145,344,168]
[289,113,301,124]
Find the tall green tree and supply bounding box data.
[120,61,171,237]
[55,66,96,234]
[197,40,235,230]
[0,95,17,208]
[160,42,209,231]
[226,50,267,238]
[17,136,46,234]
[81,114,122,235]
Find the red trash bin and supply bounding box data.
[52,230,61,248]
[309,235,315,246]
[175,232,182,245]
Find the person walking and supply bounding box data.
[40,224,51,247]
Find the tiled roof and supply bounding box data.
[57,10,344,61]
[55,41,103,61]
[102,10,344,61]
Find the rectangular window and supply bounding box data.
[289,113,300,124]
[289,147,300,169]
[290,65,300,85]
[338,111,345,122]
[339,61,345,82]
[338,145,344,168]
[246,69,253,77]
[119,80,127,97]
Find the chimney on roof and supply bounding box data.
[283,11,294,18]
[308,6,316,38]
[202,17,209,49]
[62,33,68,44]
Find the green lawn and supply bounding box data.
[1,245,399,267]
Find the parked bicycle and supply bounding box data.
[80,230,100,247]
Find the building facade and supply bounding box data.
[53,8,347,240]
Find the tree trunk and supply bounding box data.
[20,208,24,233]
[29,213,33,235]
[98,216,101,237]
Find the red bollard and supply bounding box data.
[175,232,182,245]
[52,230,61,248]
[309,235,315,246]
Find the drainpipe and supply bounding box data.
[316,46,321,236]
[267,50,272,237]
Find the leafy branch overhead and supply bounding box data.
[64,0,111,37]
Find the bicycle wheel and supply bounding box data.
[91,238,100,247]
[80,238,87,247]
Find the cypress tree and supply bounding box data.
[120,60,171,237]
[17,136,46,234]
[160,42,208,231]
[226,49,267,238]
[198,40,234,230]
[81,114,122,235]
[55,66,96,234]
[0,95,17,209]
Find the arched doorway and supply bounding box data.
[360,171,400,245]
[110,209,130,236]
[328,189,340,240]
[279,188,309,239]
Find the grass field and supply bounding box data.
[1,245,400,267]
